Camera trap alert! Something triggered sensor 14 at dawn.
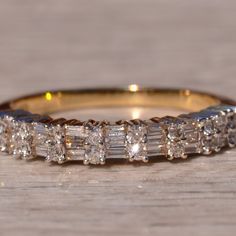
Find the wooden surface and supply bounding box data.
[1,1,236,236]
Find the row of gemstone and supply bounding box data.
[0,105,236,165]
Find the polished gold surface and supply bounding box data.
[0,87,232,115]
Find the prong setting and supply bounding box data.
[0,105,236,165]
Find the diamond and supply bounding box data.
[33,123,66,163]
[182,121,201,154]
[166,122,186,160]
[0,117,9,152]
[146,121,166,156]
[206,105,236,149]
[228,130,236,147]
[65,125,85,161]
[212,113,227,151]
[105,124,126,158]
[125,124,148,162]
[168,142,186,159]
[200,119,216,154]
[65,124,106,164]
[199,112,227,154]
[8,120,34,160]
[84,125,106,165]
[185,108,230,155]
[162,117,200,160]
[33,123,48,157]
[46,125,66,163]
[227,112,236,147]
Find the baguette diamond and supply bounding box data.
[105,124,126,158]
[146,121,166,157]
[0,105,236,165]
[65,124,106,164]
[65,125,86,160]
[0,117,9,152]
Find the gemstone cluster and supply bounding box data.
[34,123,66,163]
[162,117,200,160]
[0,105,235,165]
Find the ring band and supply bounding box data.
[0,87,235,165]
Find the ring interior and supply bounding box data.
[2,89,224,115]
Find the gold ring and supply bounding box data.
[0,86,235,165]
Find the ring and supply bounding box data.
[0,86,235,165]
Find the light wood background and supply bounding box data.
[1,1,236,236]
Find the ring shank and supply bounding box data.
[0,88,234,115]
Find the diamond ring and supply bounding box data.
[0,87,235,165]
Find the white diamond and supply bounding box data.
[227,113,236,130]
[146,122,166,156]
[86,126,103,145]
[228,129,236,147]
[0,118,9,152]
[163,117,201,159]
[46,142,66,164]
[125,125,148,162]
[85,145,105,165]
[34,123,66,163]
[203,120,214,137]
[66,124,106,164]
[128,142,146,159]
[182,121,201,154]
[200,113,228,154]
[227,113,236,148]
[84,125,106,165]
[166,122,186,159]
[167,124,184,141]
[168,142,185,159]
[46,125,66,163]
[21,142,32,159]
[65,125,86,161]
[106,124,126,158]
[9,120,33,160]
[212,114,227,151]
[33,123,48,157]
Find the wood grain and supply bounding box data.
[0,1,236,236]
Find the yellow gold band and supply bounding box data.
[0,87,234,116]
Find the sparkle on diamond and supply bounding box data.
[125,124,148,162]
